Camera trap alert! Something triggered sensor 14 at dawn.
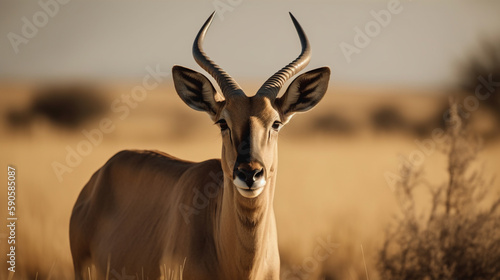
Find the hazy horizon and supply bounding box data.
[1,0,500,88]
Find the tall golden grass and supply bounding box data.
[1,84,499,279]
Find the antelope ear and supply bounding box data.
[276,67,330,122]
[172,65,223,119]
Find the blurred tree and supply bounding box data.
[459,38,500,118]
[6,85,107,130]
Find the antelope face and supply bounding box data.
[218,95,279,198]
[172,12,330,199]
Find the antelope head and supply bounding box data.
[172,12,330,201]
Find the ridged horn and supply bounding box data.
[257,13,311,99]
[193,12,243,97]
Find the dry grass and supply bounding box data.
[378,102,500,279]
[0,84,499,279]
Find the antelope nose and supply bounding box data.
[235,168,264,188]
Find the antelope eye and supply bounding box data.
[216,119,229,131]
[272,121,282,131]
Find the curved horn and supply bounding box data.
[257,13,311,99]
[193,12,243,97]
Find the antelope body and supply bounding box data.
[70,12,330,280]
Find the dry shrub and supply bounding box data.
[378,102,500,280]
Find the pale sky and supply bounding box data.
[1,0,499,88]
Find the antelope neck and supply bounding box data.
[215,173,279,279]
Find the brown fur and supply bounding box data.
[70,147,279,279]
[70,21,329,278]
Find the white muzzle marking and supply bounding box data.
[234,177,266,198]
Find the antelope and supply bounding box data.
[69,12,330,280]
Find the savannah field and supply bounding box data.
[1,81,499,280]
